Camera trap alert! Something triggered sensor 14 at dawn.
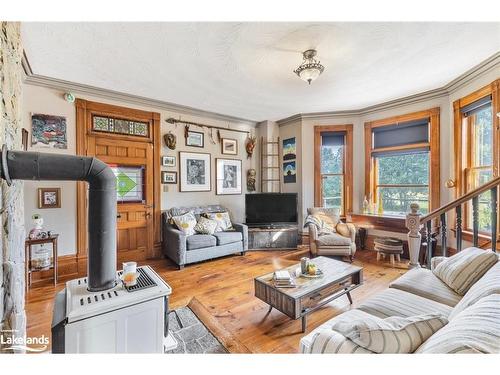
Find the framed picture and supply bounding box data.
[38,188,61,209]
[31,113,67,149]
[221,138,238,155]
[161,155,176,167]
[283,137,296,160]
[186,130,204,148]
[216,158,242,195]
[179,152,211,192]
[161,171,177,184]
[283,161,297,183]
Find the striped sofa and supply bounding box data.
[300,250,500,354]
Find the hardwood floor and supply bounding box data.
[25,247,408,353]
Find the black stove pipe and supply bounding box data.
[0,145,117,292]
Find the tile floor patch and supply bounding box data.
[166,307,227,354]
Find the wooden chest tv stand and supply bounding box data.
[247,224,298,250]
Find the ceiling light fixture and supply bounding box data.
[293,49,324,85]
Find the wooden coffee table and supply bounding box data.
[254,256,363,332]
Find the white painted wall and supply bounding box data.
[23,86,77,256]
[22,84,258,256]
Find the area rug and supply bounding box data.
[166,298,251,354]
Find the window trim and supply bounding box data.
[453,79,500,240]
[364,107,440,216]
[314,124,354,215]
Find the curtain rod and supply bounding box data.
[165,117,250,135]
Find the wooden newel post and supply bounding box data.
[406,203,422,269]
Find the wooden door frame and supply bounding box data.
[75,99,161,263]
[314,124,354,215]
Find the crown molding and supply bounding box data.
[21,49,499,128]
[445,51,500,93]
[21,54,258,127]
[277,52,500,126]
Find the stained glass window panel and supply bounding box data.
[93,116,109,131]
[110,165,145,203]
[134,122,148,136]
[92,115,149,137]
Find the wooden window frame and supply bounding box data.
[364,107,440,217]
[314,124,354,216]
[453,79,500,242]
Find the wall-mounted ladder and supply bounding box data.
[260,136,281,193]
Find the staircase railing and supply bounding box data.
[406,176,500,268]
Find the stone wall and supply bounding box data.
[0,22,26,353]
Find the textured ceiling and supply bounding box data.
[22,22,500,121]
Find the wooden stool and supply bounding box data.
[374,237,403,266]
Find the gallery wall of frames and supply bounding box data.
[161,124,248,195]
[22,84,259,258]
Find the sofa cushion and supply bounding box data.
[300,309,374,353]
[389,268,462,307]
[213,231,243,246]
[203,211,233,232]
[357,288,452,319]
[194,216,218,235]
[332,313,448,353]
[306,330,373,354]
[433,247,498,295]
[416,294,500,353]
[171,212,197,236]
[449,261,500,320]
[316,233,351,247]
[186,234,216,250]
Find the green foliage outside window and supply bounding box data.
[470,106,493,232]
[376,152,429,215]
[321,145,343,212]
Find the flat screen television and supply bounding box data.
[245,193,298,226]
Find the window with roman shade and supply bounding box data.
[320,132,345,211]
[314,125,354,215]
[365,108,440,217]
[454,82,499,238]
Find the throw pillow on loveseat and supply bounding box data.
[171,211,197,236]
[433,247,498,295]
[202,211,233,231]
[194,216,218,235]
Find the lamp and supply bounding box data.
[293,49,325,85]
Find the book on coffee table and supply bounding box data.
[274,270,291,281]
[273,270,296,288]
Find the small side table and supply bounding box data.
[25,234,58,290]
[355,227,368,249]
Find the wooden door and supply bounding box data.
[87,137,154,261]
[76,99,161,269]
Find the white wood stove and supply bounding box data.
[52,265,175,353]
